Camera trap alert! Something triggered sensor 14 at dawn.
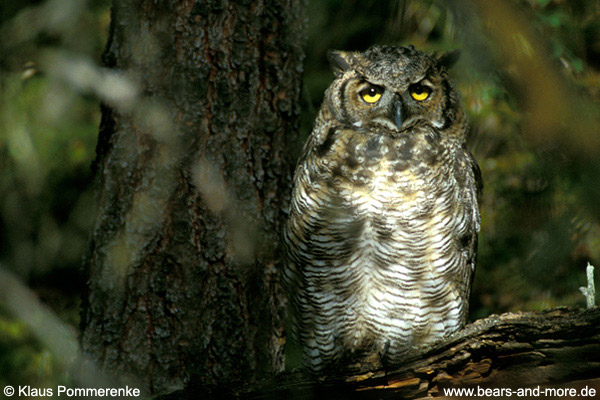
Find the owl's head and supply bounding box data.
[325,45,464,135]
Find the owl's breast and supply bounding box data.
[320,127,467,275]
[327,128,448,193]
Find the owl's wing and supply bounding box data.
[281,124,349,332]
[472,158,483,227]
[470,155,483,252]
[463,155,483,313]
[281,141,323,334]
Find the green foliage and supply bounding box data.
[0,308,71,392]
[0,0,109,390]
[0,73,98,275]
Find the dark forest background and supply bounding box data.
[1,0,599,391]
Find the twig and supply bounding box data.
[579,262,596,309]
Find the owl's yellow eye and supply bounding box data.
[360,85,384,104]
[362,91,381,103]
[411,91,429,101]
[409,83,432,101]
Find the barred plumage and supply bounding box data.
[283,45,482,373]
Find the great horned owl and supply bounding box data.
[282,45,482,373]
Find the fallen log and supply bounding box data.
[242,307,600,399]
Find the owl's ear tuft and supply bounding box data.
[328,50,356,76]
[436,50,460,70]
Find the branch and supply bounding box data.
[242,307,600,399]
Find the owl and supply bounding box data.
[282,45,482,373]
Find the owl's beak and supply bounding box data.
[394,102,403,129]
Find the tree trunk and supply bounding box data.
[242,307,600,399]
[81,0,305,396]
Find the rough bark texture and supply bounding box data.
[243,307,600,399]
[81,0,305,395]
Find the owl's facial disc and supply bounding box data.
[353,78,438,132]
[361,97,405,131]
[376,96,404,130]
[398,79,440,129]
[351,81,400,130]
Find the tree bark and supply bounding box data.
[243,307,600,399]
[81,0,305,396]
